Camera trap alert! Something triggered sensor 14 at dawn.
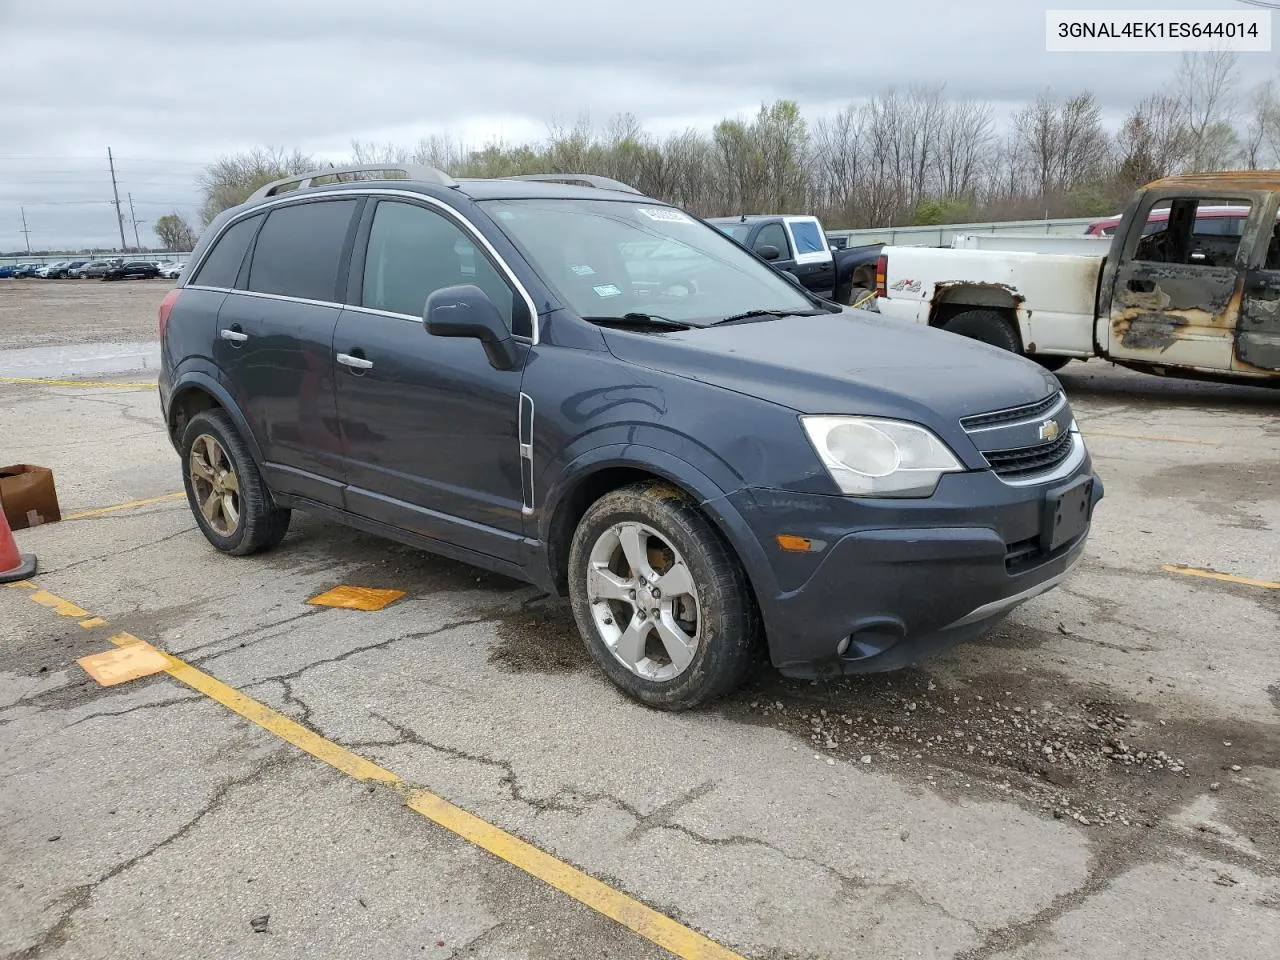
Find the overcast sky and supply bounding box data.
[0,0,1275,252]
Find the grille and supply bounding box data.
[1004,535,1043,573]
[983,429,1074,479]
[960,392,1062,431]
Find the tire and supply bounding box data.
[1034,355,1071,372]
[180,409,290,556]
[567,480,761,710]
[942,308,1021,354]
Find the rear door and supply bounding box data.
[332,197,530,562]
[1238,204,1280,373]
[1107,194,1253,373]
[213,198,359,506]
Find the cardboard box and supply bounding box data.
[0,464,61,529]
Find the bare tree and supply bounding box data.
[1241,80,1277,169]
[197,147,314,224]
[1172,51,1241,170]
[154,212,198,251]
[1114,93,1192,187]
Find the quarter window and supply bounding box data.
[361,201,515,327]
[191,214,262,289]
[247,200,358,301]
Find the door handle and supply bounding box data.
[1127,278,1155,294]
[336,352,373,371]
[219,328,248,343]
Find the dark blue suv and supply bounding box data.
[158,165,1102,709]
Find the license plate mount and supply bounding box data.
[1042,477,1093,553]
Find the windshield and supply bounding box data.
[480,199,816,326]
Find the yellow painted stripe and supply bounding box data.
[1083,429,1219,446]
[65,492,185,520]
[79,617,107,629]
[1162,564,1280,590]
[13,584,745,960]
[27,589,90,618]
[403,788,743,959]
[0,377,157,389]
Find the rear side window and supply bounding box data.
[789,220,826,254]
[361,200,515,327]
[191,214,262,288]
[247,200,357,301]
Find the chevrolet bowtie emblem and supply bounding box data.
[1039,420,1060,442]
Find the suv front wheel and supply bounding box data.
[181,410,291,556]
[567,480,760,710]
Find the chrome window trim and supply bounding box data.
[182,188,540,344]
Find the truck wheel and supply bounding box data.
[942,309,1021,354]
[1034,356,1071,372]
[181,410,291,556]
[567,480,761,711]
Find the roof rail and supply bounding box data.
[247,164,457,202]
[503,174,643,196]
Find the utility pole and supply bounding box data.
[19,207,31,254]
[107,147,127,251]
[127,192,144,250]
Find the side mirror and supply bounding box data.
[756,244,781,262]
[424,284,520,370]
[779,270,804,289]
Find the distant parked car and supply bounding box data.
[159,261,185,279]
[0,265,15,278]
[47,260,89,279]
[13,263,41,278]
[103,260,160,281]
[36,261,67,278]
[77,260,117,279]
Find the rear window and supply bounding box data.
[788,220,826,254]
[715,224,751,243]
[191,214,263,289]
[247,200,358,302]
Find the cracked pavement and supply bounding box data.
[1,287,1278,959]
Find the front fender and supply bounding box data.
[537,443,781,634]
[165,363,264,467]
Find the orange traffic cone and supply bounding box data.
[0,506,36,583]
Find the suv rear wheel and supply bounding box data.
[567,480,760,710]
[181,410,290,556]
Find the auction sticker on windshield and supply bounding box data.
[637,207,694,224]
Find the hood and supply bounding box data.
[601,311,1060,442]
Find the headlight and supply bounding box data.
[801,416,963,497]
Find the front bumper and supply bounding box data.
[727,457,1102,678]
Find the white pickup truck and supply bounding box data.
[875,173,1280,384]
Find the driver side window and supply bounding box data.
[754,223,790,259]
[362,201,515,324]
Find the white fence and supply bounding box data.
[826,217,1097,248]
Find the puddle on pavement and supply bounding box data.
[0,341,159,378]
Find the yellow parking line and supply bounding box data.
[0,377,157,389]
[64,492,185,520]
[1162,564,1280,590]
[27,589,90,618]
[1083,429,1219,446]
[20,589,745,960]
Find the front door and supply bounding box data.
[214,198,359,505]
[1238,210,1280,373]
[1107,195,1252,373]
[334,198,529,563]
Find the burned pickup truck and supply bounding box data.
[875,172,1280,384]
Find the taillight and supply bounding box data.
[874,254,887,297]
[158,288,181,339]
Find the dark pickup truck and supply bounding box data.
[709,214,882,305]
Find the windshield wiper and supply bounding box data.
[584,312,691,330]
[708,309,823,326]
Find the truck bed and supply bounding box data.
[875,245,1106,358]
